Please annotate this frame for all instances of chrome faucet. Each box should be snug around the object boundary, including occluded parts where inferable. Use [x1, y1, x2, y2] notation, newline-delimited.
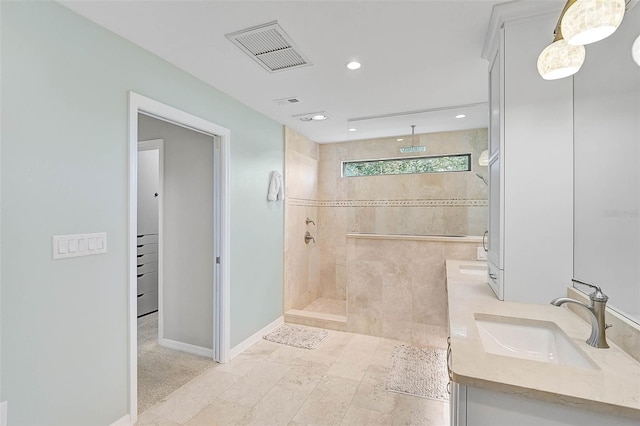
[550, 280, 611, 348]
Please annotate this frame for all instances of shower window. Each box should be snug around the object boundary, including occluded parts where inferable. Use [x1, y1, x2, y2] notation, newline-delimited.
[342, 153, 471, 177]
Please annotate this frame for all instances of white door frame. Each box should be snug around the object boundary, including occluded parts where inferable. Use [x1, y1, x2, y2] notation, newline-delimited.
[128, 92, 231, 423]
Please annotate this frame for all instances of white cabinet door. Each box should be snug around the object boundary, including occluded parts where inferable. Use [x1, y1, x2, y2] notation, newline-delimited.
[487, 29, 503, 271]
[488, 36, 502, 156]
[450, 382, 467, 426]
[465, 385, 640, 426]
[487, 153, 502, 270]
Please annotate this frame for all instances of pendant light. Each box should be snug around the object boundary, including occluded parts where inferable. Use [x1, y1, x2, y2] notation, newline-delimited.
[561, 0, 626, 46]
[537, 0, 586, 80]
[633, 35, 640, 66]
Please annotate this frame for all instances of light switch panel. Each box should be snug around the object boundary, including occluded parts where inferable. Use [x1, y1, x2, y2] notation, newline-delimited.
[52, 232, 107, 259]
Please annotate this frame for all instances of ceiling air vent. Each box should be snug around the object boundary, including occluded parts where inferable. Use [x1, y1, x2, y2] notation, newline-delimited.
[226, 21, 312, 73]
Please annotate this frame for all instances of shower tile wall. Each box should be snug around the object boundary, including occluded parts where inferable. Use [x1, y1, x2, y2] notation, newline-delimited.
[284, 127, 488, 324]
[346, 236, 479, 347]
[284, 128, 320, 311]
[317, 129, 488, 301]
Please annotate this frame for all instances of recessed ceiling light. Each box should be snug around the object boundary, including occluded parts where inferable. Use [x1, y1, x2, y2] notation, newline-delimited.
[293, 111, 330, 122]
[346, 61, 361, 70]
[455, 114, 467, 119]
[348, 128, 357, 132]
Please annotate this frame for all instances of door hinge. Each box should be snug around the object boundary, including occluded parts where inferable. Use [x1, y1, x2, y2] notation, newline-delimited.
[216, 256, 221, 264]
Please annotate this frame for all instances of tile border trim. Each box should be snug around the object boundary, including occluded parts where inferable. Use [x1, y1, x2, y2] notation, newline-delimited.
[287, 198, 488, 208]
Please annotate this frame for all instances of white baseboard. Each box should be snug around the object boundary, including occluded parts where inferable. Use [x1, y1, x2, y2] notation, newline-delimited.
[1, 401, 7, 426]
[110, 414, 130, 426]
[159, 338, 214, 358]
[229, 316, 284, 359]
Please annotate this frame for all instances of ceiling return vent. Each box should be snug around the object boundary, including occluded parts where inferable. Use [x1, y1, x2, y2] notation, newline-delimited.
[226, 21, 312, 73]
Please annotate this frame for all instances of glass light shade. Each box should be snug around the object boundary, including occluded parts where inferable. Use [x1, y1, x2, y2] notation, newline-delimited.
[537, 39, 586, 80]
[633, 35, 640, 66]
[561, 0, 626, 46]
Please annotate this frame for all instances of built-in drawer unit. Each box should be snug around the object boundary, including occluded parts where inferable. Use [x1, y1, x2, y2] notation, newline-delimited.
[137, 243, 158, 255]
[136, 262, 158, 275]
[137, 290, 158, 316]
[137, 234, 158, 245]
[137, 252, 158, 265]
[137, 271, 158, 296]
[487, 261, 504, 301]
[137, 233, 158, 317]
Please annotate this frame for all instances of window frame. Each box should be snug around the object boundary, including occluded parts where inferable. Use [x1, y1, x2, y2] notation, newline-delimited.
[341, 153, 472, 178]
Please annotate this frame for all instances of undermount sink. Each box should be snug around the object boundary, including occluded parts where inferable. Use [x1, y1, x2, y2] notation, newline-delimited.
[474, 314, 598, 370]
[459, 264, 488, 276]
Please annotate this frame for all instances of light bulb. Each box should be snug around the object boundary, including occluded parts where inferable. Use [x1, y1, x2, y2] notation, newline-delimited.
[346, 61, 361, 70]
[561, 0, 626, 46]
[537, 39, 586, 80]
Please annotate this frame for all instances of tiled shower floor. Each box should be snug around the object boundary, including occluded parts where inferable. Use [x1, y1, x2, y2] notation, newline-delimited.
[286, 298, 347, 331]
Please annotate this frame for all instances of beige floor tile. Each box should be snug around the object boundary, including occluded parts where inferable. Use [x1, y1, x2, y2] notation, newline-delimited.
[292, 376, 360, 426]
[135, 412, 181, 426]
[239, 339, 283, 358]
[215, 356, 263, 376]
[340, 405, 393, 426]
[279, 362, 328, 394]
[370, 338, 404, 368]
[141, 326, 450, 426]
[218, 370, 284, 408]
[146, 369, 239, 424]
[326, 360, 369, 381]
[185, 398, 251, 426]
[236, 384, 311, 426]
[268, 344, 307, 365]
[351, 367, 397, 414]
[391, 394, 449, 426]
[296, 350, 339, 367]
[248, 359, 293, 380]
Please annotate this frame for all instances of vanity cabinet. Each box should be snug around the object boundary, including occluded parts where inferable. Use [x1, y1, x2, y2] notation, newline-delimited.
[484, 7, 573, 304]
[451, 382, 639, 426]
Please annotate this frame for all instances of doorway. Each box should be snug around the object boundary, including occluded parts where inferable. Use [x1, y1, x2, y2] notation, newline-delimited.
[128, 92, 230, 423]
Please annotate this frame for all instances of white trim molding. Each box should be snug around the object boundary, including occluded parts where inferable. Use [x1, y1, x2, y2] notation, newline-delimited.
[159, 338, 214, 358]
[482, 1, 565, 61]
[109, 414, 131, 426]
[128, 92, 231, 425]
[228, 316, 284, 360]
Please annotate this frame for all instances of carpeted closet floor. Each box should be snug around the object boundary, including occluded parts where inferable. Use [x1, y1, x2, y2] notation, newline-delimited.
[137, 312, 215, 414]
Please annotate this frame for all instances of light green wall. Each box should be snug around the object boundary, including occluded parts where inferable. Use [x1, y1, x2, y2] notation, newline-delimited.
[0, 1, 284, 424]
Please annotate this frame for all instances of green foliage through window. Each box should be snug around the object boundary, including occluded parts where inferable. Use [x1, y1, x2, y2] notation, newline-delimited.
[342, 154, 471, 177]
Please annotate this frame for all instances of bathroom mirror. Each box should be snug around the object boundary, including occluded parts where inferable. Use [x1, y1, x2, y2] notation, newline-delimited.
[573, 5, 640, 324]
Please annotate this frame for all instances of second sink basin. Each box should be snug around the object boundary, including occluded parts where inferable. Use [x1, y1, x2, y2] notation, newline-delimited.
[474, 313, 598, 370]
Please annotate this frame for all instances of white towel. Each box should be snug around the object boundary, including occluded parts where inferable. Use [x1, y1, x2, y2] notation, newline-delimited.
[267, 171, 284, 202]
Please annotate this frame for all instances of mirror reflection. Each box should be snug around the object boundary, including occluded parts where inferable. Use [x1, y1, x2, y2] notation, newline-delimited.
[573, 4, 640, 324]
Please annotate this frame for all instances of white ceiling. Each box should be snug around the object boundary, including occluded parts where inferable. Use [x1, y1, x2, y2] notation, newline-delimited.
[61, 0, 508, 143]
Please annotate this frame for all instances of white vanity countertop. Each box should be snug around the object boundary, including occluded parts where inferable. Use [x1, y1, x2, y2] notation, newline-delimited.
[446, 259, 640, 420]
